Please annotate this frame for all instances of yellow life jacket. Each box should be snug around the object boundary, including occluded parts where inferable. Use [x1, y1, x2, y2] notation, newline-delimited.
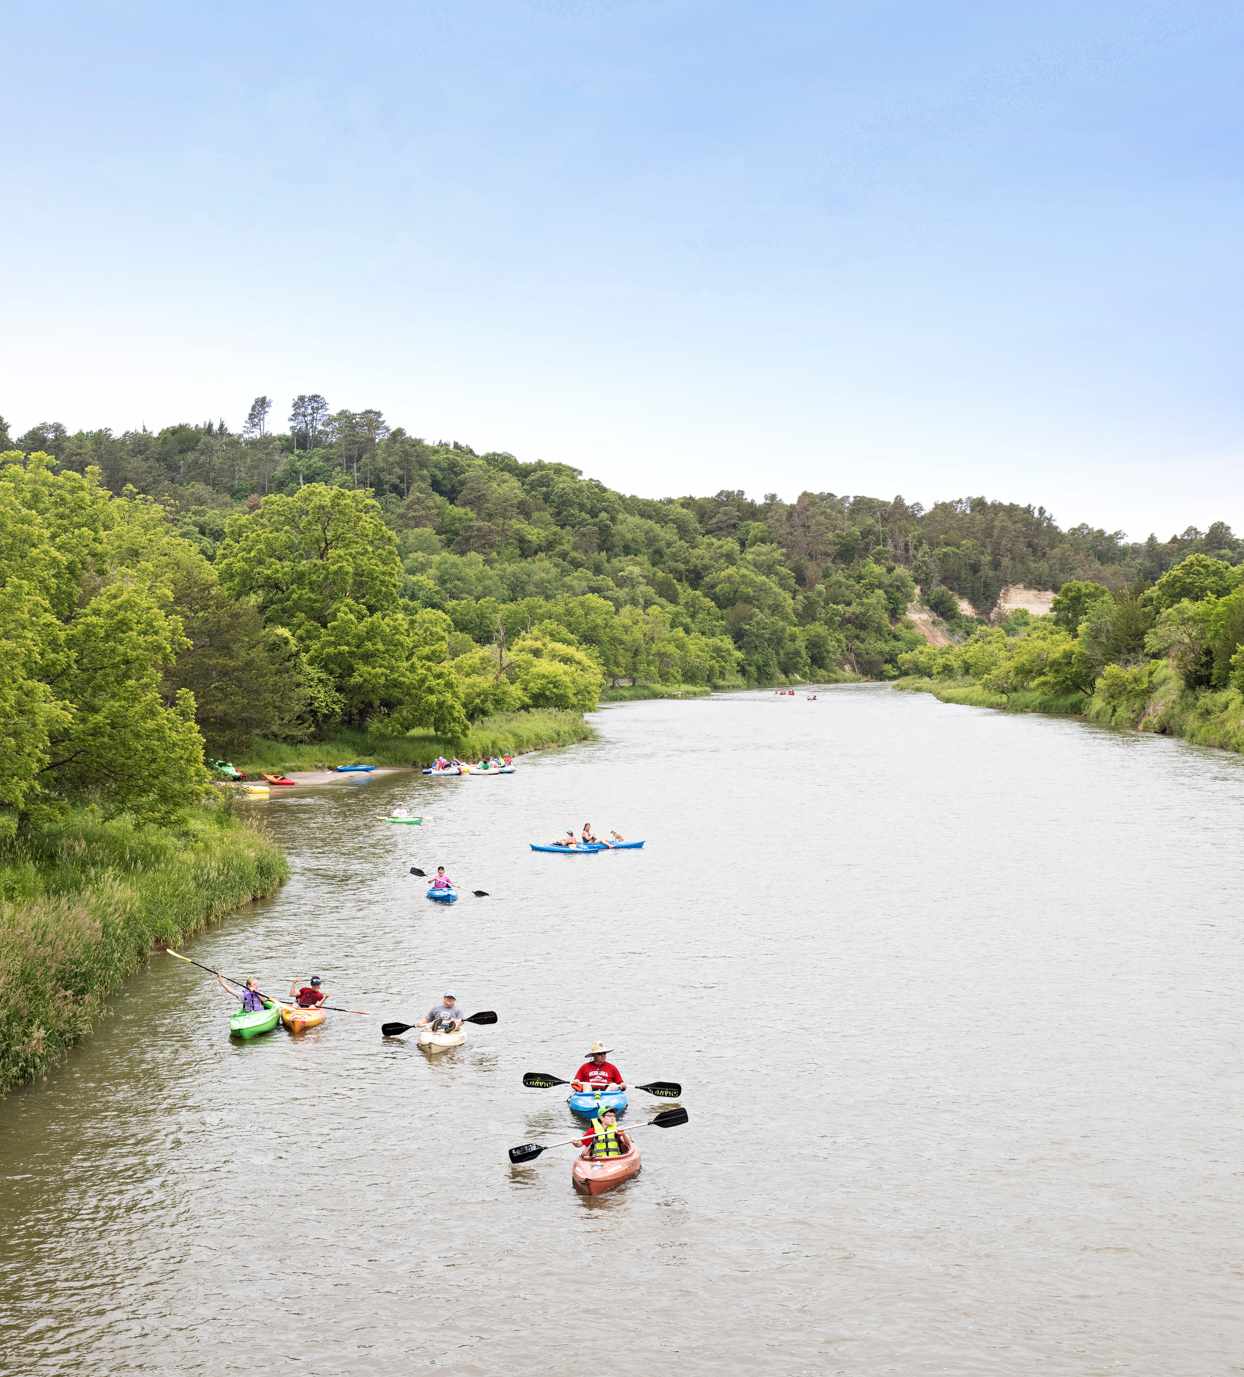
[589, 1117, 623, 1159]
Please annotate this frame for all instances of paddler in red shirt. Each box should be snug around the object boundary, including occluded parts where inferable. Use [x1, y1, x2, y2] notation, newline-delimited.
[571, 1041, 627, 1092]
[288, 975, 329, 1008]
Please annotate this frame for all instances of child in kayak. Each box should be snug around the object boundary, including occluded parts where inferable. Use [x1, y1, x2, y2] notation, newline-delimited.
[571, 1042, 627, 1092]
[218, 974, 265, 1012]
[430, 866, 453, 890]
[288, 975, 328, 1008]
[578, 1107, 628, 1159]
[550, 831, 576, 847]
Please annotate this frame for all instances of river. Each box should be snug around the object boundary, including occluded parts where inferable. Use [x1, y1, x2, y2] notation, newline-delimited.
[2, 687, 1242, 1376]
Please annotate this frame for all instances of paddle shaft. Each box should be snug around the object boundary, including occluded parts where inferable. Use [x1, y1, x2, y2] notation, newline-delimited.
[516, 1113, 682, 1160]
[164, 950, 369, 1014]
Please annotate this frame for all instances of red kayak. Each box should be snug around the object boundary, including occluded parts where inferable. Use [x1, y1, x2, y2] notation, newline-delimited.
[261, 773, 296, 787]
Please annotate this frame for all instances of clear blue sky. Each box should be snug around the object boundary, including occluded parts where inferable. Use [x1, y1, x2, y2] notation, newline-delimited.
[4, 0, 1241, 539]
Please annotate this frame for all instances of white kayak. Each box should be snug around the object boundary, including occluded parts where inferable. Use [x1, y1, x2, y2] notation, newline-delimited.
[416, 1026, 466, 1052]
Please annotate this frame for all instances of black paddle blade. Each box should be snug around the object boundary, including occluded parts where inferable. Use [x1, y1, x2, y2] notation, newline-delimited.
[637, 1080, 682, 1098]
[522, 1072, 567, 1089]
[409, 867, 426, 877]
[652, 1107, 689, 1128]
[508, 1142, 545, 1164]
[472, 890, 489, 897]
[465, 1010, 497, 1025]
[381, 1022, 415, 1038]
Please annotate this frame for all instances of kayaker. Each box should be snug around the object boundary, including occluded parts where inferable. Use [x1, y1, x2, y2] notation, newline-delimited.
[581, 822, 598, 844]
[218, 974, 265, 1013]
[417, 992, 463, 1033]
[578, 1107, 627, 1160]
[571, 1041, 626, 1092]
[550, 831, 575, 847]
[430, 866, 453, 890]
[288, 975, 328, 1008]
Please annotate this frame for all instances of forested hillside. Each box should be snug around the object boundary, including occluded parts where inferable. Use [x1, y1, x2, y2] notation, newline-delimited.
[4, 397, 1242, 793]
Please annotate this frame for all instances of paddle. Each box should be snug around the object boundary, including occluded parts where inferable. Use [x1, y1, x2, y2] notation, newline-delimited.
[508, 1107, 689, 1164]
[164, 949, 371, 1014]
[409, 867, 490, 897]
[522, 1071, 683, 1098]
[380, 1011, 498, 1038]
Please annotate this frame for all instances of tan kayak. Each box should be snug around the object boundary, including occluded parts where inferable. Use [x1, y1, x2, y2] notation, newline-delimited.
[416, 1026, 465, 1052]
[281, 1005, 326, 1034]
[571, 1136, 641, 1195]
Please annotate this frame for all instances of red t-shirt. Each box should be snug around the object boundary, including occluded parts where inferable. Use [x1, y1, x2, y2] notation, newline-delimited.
[574, 1061, 623, 1087]
[296, 987, 326, 1007]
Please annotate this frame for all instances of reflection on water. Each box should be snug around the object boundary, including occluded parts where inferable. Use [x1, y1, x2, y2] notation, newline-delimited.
[2, 687, 1243, 1376]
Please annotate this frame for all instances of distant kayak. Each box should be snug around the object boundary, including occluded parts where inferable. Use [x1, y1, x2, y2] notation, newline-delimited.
[261, 773, 296, 786]
[568, 1087, 629, 1118]
[421, 766, 462, 777]
[334, 764, 375, 773]
[384, 815, 425, 825]
[426, 886, 458, 904]
[471, 765, 515, 775]
[529, 841, 645, 853]
[229, 999, 280, 1040]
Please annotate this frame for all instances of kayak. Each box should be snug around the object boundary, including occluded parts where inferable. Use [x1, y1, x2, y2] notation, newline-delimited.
[334, 763, 375, 773]
[384, 815, 425, 825]
[567, 1087, 629, 1118]
[281, 1005, 326, 1034]
[229, 999, 280, 1040]
[426, 886, 458, 904]
[529, 841, 645, 853]
[421, 766, 462, 777]
[472, 765, 516, 775]
[416, 1026, 465, 1052]
[261, 773, 296, 786]
[572, 1138, 641, 1196]
[238, 784, 269, 799]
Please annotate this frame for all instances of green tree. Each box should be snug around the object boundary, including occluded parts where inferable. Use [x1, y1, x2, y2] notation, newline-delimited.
[1145, 553, 1237, 612]
[1051, 579, 1113, 633]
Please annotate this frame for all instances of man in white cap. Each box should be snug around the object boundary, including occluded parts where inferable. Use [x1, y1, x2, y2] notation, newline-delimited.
[571, 1041, 626, 1092]
[417, 992, 463, 1033]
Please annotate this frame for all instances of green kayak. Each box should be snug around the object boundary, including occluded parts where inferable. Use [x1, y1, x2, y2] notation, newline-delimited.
[229, 998, 280, 1040]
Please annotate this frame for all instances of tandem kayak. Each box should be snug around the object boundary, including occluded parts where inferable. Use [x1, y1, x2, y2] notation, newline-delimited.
[572, 1138, 641, 1196]
[416, 1026, 465, 1052]
[529, 841, 645, 853]
[567, 1087, 629, 1118]
[281, 1005, 326, 1034]
[426, 886, 458, 904]
[334, 763, 375, 773]
[229, 999, 280, 1040]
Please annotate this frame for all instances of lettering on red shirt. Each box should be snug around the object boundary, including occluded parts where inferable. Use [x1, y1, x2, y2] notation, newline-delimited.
[574, 1061, 622, 1087]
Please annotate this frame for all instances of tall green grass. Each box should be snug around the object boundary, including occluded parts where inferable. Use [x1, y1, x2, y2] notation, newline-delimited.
[0, 804, 287, 1094]
[236, 709, 593, 773]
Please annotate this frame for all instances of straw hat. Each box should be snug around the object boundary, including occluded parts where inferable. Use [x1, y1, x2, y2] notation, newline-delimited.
[586, 1041, 612, 1056]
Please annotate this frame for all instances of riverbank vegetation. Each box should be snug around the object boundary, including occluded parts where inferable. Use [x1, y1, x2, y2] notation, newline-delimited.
[0, 803, 286, 1093]
[897, 553, 1244, 754]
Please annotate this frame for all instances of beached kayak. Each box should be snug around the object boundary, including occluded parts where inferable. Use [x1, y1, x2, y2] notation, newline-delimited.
[426, 886, 458, 904]
[567, 1087, 629, 1118]
[384, 815, 425, 825]
[571, 1138, 641, 1196]
[261, 773, 296, 786]
[229, 999, 280, 1040]
[416, 1026, 465, 1051]
[281, 1005, 326, 1034]
[334, 763, 375, 773]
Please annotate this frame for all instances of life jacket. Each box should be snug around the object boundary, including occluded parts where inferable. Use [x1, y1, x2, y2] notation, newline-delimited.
[241, 990, 265, 1012]
[588, 1118, 623, 1159]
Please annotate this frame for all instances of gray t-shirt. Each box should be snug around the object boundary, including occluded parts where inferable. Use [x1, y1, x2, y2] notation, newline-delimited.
[426, 1003, 461, 1024]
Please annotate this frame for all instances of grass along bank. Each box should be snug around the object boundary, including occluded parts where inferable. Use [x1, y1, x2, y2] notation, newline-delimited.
[0, 804, 288, 1095]
[235, 708, 594, 775]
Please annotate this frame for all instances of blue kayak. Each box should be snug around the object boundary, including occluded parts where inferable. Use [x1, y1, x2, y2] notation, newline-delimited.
[567, 1088, 629, 1118]
[334, 763, 375, 773]
[529, 841, 645, 853]
[426, 886, 458, 904]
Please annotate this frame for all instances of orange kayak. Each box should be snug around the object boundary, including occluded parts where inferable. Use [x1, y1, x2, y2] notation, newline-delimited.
[571, 1137, 641, 1196]
[281, 1006, 326, 1034]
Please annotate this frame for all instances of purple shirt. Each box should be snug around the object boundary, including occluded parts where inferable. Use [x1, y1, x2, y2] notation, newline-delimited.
[241, 989, 264, 1012]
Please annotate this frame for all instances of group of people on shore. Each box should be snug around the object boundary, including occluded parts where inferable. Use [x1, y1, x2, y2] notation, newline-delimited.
[548, 822, 625, 847]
